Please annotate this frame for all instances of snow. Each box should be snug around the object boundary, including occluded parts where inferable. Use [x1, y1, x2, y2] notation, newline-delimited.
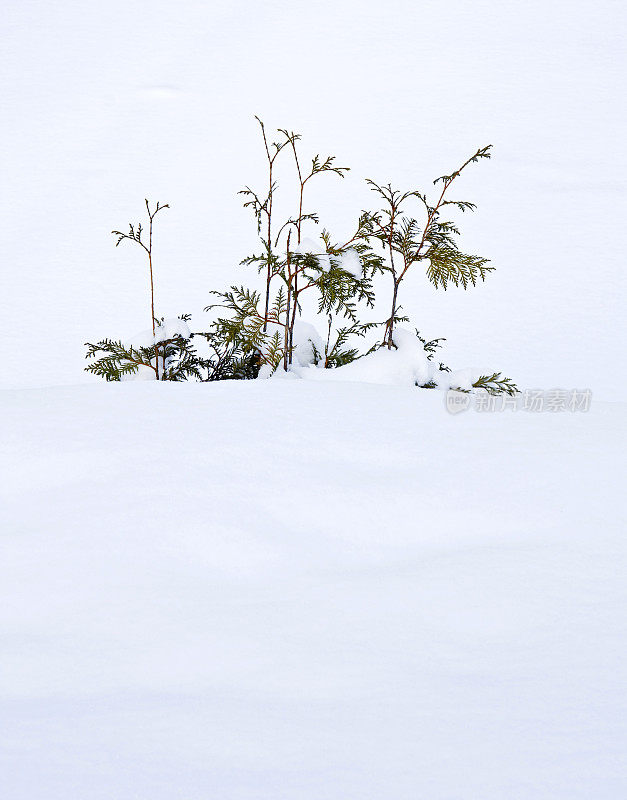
[121, 363, 156, 381]
[295, 326, 431, 387]
[292, 237, 322, 256]
[116, 317, 192, 380]
[1, 380, 625, 799]
[2, 1, 626, 796]
[262, 319, 325, 369]
[291, 243, 362, 277]
[125, 317, 191, 350]
[263, 323, 486, 390]
[336, 248, 362, 277]
[289, 319, 325, 366]
[291, 238, 332, 272]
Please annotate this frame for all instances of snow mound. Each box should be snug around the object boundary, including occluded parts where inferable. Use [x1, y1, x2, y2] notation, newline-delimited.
[293, 326, 431, 387]
[260, 323, 488, 391]
[1, 382, 625, 800]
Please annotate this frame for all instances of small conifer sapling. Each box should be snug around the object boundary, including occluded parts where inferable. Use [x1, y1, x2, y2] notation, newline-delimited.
[111, 199, 169, 378]
[365, 146, 494, 348]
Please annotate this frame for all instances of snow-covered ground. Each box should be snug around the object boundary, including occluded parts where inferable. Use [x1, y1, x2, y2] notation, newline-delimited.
[2, 380, 625, 799]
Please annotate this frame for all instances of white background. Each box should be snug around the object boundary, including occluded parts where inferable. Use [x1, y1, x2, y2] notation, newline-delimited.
[2, 0, 625, 397]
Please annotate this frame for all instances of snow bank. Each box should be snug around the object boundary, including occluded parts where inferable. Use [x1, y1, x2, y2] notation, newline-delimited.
[259, 323, 492, 392]
[1, 382, 624, 800]
[121, 364, 157, 381]
[285, 325, 480, 390]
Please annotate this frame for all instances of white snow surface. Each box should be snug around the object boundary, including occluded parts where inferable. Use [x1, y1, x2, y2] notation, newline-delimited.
[2, 380, 626, 799]
[261, 324, 483, 390]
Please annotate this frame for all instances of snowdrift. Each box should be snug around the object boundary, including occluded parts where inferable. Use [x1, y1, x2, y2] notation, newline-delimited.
[1, 381, 625, 799]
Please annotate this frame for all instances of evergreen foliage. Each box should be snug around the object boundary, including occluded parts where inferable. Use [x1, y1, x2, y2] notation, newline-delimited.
[85, 316, 202, 382]
[205, 286, 285, 372]
[191, 325, 261, 381]
[85, 316, 261, 382]
[85, 120, 517, 395]
[232, 122, 385, 371]
[363, 145, 494, 348]
[313, 318, 380, 369]
[470, 373, 518, 396]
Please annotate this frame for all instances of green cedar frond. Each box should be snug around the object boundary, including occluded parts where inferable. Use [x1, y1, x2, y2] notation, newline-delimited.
[275, 214, 320, 246]
[414, 329, 447, 361]
[322, 320, 373, 368]
[433, 145, 492, 186]
[206, 286, 286, 368]
[84, 338, 155, 381]
[472, 373, 519, 396]
[440, 199, 477, 213]
[426, 246, 494, 290]
[364, 180, 418, 210]
[308, 154, 350, 179]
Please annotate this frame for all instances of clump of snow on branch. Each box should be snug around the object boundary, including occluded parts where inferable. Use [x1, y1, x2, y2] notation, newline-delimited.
[119, 317, 193, 382]
[257, 320, 325, 379]
[291, 238, 332, 271]
[291, 240, 362, 277]
[336, 248, 362, 277]
[125, 318, 191, 350]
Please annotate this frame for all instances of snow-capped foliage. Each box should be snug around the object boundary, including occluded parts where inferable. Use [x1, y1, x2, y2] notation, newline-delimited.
[120, 363, 157, 382]
[125, 317, 192, 351]
[292, 237, 332, 271]
[85, 126, 517, 395]
[259, 319, 325, 373]
[336, 248, 362, 277]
